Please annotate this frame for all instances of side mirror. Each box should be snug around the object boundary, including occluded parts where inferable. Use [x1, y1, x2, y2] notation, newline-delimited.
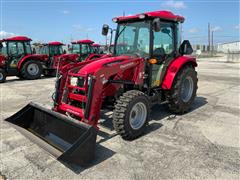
[102, 24, 109, 36]
[153, 18, 161, 32]
[179, 40, 193, 55]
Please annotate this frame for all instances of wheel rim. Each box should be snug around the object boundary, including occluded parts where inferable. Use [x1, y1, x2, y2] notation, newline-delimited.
[27, 63, 39, 76]
[0, 73, 3, 80]
[181, 76, 194, 102]
[129, 102, 147, 130]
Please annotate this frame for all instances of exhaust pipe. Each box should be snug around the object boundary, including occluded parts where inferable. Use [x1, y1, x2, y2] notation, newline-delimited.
[5, 102, 97, 166]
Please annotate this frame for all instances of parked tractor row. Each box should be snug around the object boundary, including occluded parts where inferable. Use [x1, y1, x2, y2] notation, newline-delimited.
[5, 10, 198, 167]
[0, 37, 104, 82]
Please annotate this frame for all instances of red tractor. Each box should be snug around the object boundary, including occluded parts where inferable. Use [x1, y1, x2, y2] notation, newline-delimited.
[6, 11, 198, 166]
[70, 39, 104, 61]
[38, 42, 78, 76]
[0, 36, 48, 83]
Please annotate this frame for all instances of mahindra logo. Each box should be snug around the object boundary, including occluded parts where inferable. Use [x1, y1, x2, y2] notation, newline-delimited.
[120, 62, 134, 69]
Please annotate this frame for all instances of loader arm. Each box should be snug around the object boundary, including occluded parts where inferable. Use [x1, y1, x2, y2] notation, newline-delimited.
[55, 57, 145, 127]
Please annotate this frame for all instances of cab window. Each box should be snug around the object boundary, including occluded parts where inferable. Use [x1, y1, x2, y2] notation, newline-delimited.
[153, 24, 174, 58]
[24, 41, 32, 54]
[17, 42, 24, 55]
[8, 42, 18, 56]
[0, 42, 7, 56]
[81, 44, 91, 54]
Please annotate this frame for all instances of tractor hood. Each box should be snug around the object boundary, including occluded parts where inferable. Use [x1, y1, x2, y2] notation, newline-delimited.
[58, 53, 79, 61]
[78, 55, 132, 75]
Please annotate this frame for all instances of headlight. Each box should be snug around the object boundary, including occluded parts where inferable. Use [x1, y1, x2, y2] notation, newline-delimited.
[139, 14, 146, 19]
[70, 77, 85, 87]
[70, 77, 78, 86]
[112, 18, 118, 22]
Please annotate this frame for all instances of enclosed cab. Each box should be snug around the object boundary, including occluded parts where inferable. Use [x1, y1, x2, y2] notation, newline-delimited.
[91, 43, 103, 54]
[0, 36, 47, 83]
[70, 39, 103, 61]
[38, 42, 78, 76]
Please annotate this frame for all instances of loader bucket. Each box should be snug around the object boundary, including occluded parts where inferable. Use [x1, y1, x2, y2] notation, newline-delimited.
[5, 102, 97, 166]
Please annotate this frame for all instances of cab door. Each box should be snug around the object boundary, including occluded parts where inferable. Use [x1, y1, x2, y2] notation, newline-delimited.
[151, 23, 175, 88]
[7, 41, 25, 74]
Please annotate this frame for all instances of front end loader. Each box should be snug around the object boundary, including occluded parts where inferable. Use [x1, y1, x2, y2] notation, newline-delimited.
[6, 10, 198, 166]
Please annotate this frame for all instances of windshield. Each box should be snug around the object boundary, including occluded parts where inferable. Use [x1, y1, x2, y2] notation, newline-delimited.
[71, 44, 80, 54]
[49, 45, 63, 56]
[115, 21, 150, 57]
[39, 46, 49, 54]
[81, 44, 92, 54]
[92, 47, 99, 54]
[0, 42, 7, 56]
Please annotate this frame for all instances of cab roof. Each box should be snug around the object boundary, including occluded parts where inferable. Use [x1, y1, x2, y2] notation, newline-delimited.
[72, 39, 94, 44]
[48, 41, 64, 46]
[113, 10, 184, 23]
[91, 43, 100, 47]
[2, 36, 32, 42]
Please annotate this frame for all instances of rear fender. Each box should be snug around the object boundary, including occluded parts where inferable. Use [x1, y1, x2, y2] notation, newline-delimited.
[17, 54, 48, 71]
[161, 56, 197, 90]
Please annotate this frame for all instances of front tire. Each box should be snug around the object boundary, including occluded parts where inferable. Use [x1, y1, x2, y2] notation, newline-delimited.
[113, 90, 150, 140]
[167, 65, 198, 114]
[0, 69, 6, 83]
[21, 60, 43, 80]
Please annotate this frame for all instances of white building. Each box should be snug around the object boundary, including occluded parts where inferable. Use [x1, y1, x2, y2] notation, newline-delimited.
[217, 41, 240, 53]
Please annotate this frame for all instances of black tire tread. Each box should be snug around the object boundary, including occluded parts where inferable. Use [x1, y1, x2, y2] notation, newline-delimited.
[167, 65, 198, 114]
[0, 68, 6, 83]
[113, 90, 149, 140]
[21, 60, 42, 80]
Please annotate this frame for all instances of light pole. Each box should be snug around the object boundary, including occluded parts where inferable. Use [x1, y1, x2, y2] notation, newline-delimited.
[211, 30, 214, 56]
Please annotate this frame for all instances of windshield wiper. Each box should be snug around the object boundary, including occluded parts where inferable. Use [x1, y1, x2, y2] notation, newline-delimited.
[115, 23, 128, 41]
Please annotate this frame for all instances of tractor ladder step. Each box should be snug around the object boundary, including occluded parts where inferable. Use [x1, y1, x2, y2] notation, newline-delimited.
[58, 103, 85, 118]
[68, 93, 87, 102]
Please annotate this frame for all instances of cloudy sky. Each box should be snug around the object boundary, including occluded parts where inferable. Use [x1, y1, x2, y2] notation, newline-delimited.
[0, 0, 239, 45]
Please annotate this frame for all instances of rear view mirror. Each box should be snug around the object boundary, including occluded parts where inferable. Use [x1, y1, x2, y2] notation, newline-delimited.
[102, 24, 109, 36]
[153, 18, 161, 32]
[179, 40, 193, 55]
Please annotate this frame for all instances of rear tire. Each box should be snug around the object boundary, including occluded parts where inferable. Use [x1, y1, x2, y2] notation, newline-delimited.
[21, 60, 43, 80]
[167, 65, 198, 114]
[0, 69, 6, 83]
[113, 90, 150, 140]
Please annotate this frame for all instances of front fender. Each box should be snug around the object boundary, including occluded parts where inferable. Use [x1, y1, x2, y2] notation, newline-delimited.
[161, 56, 197, 90]
[17, 54, 48, 71]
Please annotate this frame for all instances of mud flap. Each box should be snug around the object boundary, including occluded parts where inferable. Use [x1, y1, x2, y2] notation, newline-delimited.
[5, 102, 97, 166]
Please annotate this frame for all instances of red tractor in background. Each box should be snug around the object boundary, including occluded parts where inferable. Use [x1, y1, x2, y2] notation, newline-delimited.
[38, 42, 78, 76]
[70, 39, 105, 61]
[7, 11, 198, 166]
[91, 43, 104, 54]
[0, 36, 48, 83]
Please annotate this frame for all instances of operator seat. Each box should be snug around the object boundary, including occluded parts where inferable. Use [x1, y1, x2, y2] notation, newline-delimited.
[153, 47, 166, 62]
